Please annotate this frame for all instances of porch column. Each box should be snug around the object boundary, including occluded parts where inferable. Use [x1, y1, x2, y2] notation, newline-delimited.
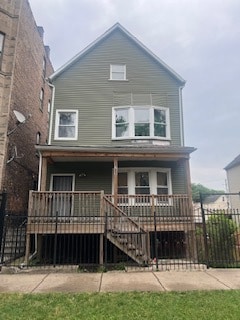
[40, 156, 48, 191]
[113, 157, 118, 206]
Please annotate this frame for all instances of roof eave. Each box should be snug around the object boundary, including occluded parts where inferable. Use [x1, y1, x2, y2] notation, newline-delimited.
[36, 144, 196, 155]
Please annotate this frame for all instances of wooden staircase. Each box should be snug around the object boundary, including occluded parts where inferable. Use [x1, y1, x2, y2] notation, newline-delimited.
[103, 196, 149, 265]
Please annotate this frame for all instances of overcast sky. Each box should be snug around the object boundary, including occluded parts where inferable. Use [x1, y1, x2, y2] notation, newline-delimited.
[29, 0, 240, 191]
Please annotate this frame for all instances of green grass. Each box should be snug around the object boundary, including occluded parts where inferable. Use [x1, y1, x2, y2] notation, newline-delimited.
[1, 291, 240, 319]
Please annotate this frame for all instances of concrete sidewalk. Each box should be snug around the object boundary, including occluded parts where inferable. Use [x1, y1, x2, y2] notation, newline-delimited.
[0, 269, 240, 293]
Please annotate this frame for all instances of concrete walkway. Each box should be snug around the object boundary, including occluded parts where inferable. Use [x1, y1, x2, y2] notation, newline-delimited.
[0, 269, 240, 293]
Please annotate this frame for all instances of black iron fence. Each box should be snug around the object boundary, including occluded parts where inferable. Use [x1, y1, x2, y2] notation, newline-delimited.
[20, 213, 199, 271]
[0, 213, 27, 266]
[196, 192, 240, 268]
[1, 192, 240, 271]
[0, 192, 7, 256]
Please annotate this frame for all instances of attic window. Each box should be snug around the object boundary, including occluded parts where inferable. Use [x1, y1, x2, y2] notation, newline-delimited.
[110, 64, 126, 80]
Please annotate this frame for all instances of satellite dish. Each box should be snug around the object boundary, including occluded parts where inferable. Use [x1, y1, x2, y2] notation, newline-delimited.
[13, 110, 26, 123]
[7, 110, 30, 136]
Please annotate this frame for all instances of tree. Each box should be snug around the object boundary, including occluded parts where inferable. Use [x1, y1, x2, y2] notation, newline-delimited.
[191, 183, 224, 203]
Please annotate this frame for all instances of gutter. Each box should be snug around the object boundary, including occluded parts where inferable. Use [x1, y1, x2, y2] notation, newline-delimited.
[45, 79, 55, 145]
[179, 86, 185, 146]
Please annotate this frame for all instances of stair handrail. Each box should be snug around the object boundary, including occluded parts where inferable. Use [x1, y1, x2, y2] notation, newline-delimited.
[102, 195, 146, 234]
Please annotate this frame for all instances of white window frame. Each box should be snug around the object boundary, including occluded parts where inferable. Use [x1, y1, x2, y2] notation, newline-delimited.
[112, 106, 170, 140]
[109, 64, 127, 81]
[54, 109, 78, 140]
[113, 167, 172, 204]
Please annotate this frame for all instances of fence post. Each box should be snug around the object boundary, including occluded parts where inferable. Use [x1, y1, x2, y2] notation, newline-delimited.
[104, 210, 108, 269]
[200, 193, 210, 268]
[0, 192, 7, 263]
[53, 211, 58, 268]
[154, 211, 159, 270]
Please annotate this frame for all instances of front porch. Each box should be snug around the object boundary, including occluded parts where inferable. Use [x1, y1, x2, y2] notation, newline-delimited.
[27, 145, 196, 266]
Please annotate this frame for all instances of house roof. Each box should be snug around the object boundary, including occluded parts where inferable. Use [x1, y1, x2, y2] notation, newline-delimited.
[224, 154, 240, 170]
[49, 23, 186, 84]
[203, 195, 223, 204]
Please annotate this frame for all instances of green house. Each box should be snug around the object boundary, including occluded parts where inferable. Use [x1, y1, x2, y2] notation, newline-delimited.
[26, 23, 196, 267]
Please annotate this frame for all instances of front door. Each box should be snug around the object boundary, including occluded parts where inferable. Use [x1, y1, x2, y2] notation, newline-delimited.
[51, 175, 74, 217]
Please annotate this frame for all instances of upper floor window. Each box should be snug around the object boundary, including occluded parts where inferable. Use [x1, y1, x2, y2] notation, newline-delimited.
[36, 131, 41, 145]
[54, 110, 78, 140]
[47, 100, 51, 122]
[0, 32, 5, 67]
[40, 88, 44, 110]
[43, 57, 46, 77]
[110, 64, 126, 80]
[112, 106, 170, 140]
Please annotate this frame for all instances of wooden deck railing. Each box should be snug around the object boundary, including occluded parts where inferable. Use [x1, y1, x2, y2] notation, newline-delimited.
[28, 191, 103, 222]
[105, 194, 192, 219]
[28, 191, 192, 222]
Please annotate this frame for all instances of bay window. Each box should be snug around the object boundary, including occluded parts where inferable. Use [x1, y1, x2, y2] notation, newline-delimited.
[113, 106, 170, 139]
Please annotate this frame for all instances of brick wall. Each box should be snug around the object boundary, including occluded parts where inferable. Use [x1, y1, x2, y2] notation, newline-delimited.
[0, 0, 54, 212]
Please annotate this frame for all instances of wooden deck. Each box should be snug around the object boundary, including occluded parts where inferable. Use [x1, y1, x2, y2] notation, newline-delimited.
[27, 191, 194, 234]
[25, 191, 196, 265]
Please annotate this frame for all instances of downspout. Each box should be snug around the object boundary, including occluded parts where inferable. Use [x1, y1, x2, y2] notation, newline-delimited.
[179, 86, 185, 146]
[28, 234, 38, 262]
[31, 80, 54, 263]
[45, 79, 55, 145]
[28, 152, 43, 263]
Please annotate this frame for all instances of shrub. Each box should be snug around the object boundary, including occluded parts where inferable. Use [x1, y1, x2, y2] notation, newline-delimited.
[206, 213, 237, 267]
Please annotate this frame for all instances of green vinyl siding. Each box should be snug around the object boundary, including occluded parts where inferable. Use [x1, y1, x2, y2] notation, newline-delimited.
[48, 162, 113, 193]
[46, 160, 187, 195]
[51, 29, 182, 147]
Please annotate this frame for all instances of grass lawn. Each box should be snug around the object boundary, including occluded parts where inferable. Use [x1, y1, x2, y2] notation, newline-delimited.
[1, 290, 240, 319]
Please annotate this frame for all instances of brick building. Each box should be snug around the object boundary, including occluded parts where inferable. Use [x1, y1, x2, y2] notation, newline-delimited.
[0, 0, 53, 213]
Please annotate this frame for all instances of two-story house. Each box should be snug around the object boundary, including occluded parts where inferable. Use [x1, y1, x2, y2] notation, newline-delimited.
[25, 23, 196, 267]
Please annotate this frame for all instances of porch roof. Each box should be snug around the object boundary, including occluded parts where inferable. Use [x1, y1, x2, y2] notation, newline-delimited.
[36, 145, 196, 162]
